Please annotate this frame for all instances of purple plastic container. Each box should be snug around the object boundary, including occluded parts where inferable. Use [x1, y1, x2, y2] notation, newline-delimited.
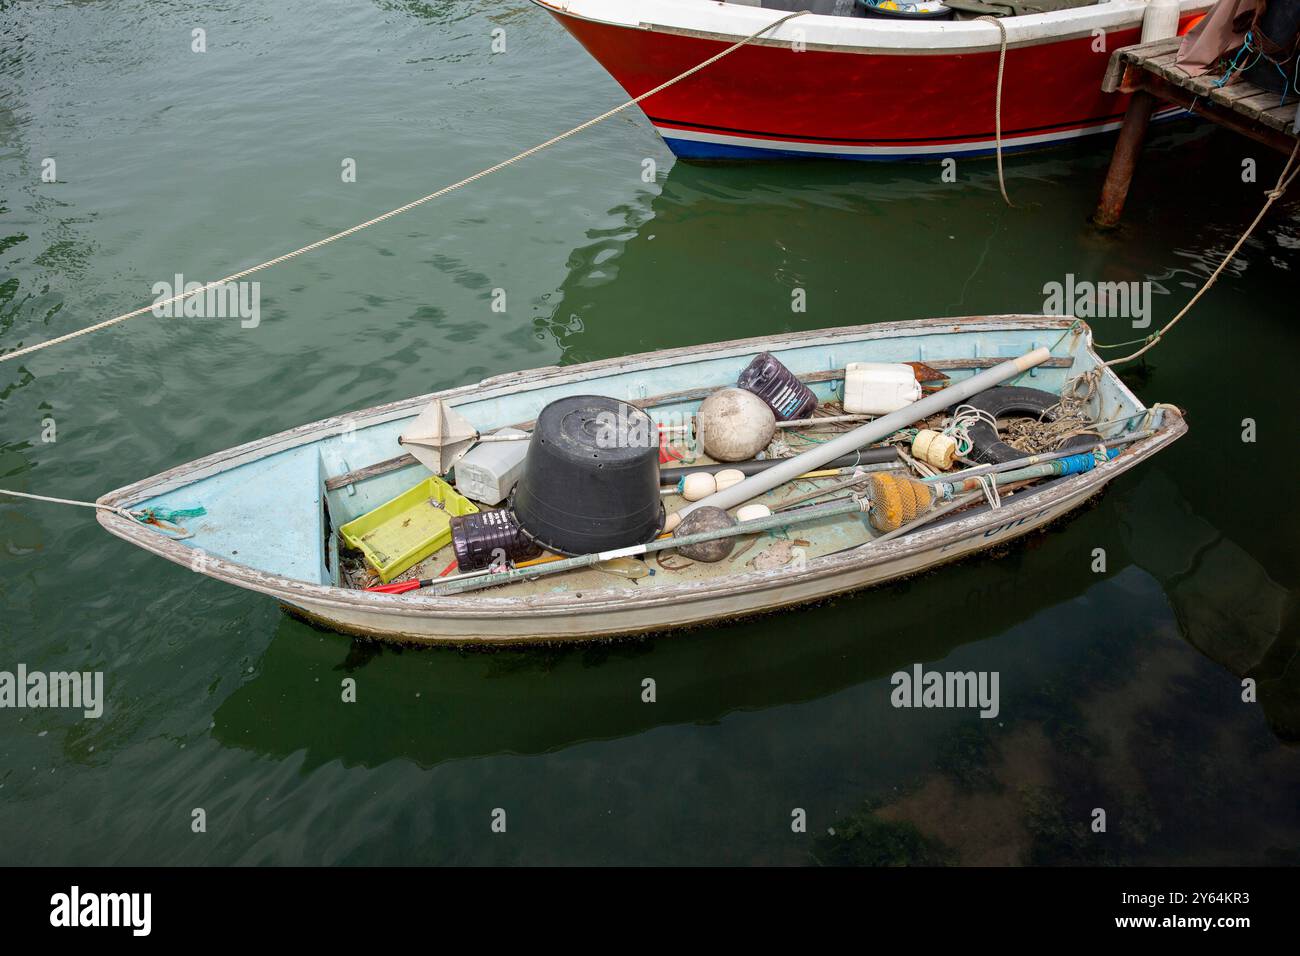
[450, 509, 542, 572]
[737, 352, 818, 421]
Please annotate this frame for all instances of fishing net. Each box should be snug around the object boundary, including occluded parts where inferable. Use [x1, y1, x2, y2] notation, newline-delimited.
[1002, 375, 1101, 455]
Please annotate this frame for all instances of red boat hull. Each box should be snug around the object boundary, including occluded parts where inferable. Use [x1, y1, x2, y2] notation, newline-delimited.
[542, 5, 1198, 160]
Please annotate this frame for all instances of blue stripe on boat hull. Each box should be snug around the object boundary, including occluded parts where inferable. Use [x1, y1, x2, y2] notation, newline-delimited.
[661, 136, 1050, 163]
[660, 109, 1189, 163]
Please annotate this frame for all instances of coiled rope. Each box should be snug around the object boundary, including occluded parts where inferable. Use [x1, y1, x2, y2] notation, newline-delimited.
[1003, 394, 1097, 455]
[0, 10, 807, 366]
[945, 403, 998, 458]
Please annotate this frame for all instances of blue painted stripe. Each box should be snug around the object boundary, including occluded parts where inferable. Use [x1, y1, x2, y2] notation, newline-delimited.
[662, 135, 1070, 163]
[663, 136, 909, 162]
[660, 110, 1190, 163]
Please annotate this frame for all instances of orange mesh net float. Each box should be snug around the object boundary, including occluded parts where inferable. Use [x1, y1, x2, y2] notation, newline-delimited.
[865, 473, 935, 533]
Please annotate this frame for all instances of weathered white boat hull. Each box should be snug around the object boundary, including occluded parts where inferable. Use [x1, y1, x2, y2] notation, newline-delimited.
[96, 315, 1186, 646]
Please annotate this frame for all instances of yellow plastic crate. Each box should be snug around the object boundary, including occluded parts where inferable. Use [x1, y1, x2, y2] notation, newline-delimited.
[339, 475, 479, 583]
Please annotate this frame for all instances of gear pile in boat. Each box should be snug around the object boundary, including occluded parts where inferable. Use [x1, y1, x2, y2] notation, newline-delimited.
[342, 347, 1111, 594]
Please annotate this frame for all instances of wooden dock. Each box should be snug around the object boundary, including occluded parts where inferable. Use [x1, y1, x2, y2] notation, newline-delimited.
[1094, 36, 1300, 226]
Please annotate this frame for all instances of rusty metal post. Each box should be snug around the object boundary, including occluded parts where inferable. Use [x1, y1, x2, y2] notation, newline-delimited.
[1094, 90, 1157, 228]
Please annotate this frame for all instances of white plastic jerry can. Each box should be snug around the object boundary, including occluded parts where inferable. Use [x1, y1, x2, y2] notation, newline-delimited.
[842, 362, 922, 415]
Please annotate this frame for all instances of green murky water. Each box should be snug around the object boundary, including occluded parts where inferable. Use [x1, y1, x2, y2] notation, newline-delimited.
[1, 0, 1297, 865]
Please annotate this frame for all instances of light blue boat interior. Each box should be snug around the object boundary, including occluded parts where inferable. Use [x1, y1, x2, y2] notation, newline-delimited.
[134, 324, 1149, 587]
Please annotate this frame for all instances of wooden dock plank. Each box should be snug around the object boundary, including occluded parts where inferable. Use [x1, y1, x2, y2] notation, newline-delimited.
[1259, 102, 1299, 132]
[1103, 37, 1295, 138]
[1185, 72, 1221, 96]
[1119, 37, 1182, 61]
[1234, 91, 1287, 113]
[1101, 55, 1126, 93]
[1104, 38, 1182, 92]
[1145, 51, 1182, 72]
[1208, 83, 1259, 109]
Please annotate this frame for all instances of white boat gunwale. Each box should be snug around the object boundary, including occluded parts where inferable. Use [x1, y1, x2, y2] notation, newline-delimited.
[95, 314, 1186, 631]
[531, 0, 1212, 55]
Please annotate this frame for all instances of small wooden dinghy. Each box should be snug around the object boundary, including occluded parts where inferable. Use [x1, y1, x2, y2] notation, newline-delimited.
[96, 316, 1186, 645]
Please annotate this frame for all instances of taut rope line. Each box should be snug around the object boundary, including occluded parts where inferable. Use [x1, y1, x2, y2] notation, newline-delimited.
[0, 487, 205, 536]
[1103, 138, 1300, 366]
[0, 10, 808, 366]
[0, 488, 133, 519]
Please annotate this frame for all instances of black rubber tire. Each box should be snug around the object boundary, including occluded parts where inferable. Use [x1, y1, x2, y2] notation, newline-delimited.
[952, 386, 1097, 465]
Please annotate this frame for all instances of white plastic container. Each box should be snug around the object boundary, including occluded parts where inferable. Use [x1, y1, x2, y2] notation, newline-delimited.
[454, 428, 529, 505]
[843, 362, 921, 415]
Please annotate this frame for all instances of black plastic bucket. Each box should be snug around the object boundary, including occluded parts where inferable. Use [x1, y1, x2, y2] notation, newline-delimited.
[450, 509, 542, 572]
[510, 395, 665, 556]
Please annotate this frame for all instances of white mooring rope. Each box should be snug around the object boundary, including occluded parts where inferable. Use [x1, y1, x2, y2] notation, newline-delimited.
[1103, 138, 1300, 366]
[977, 15, 1014, 207]
[0, 488, 132, 519]
[0, 10, 808, 366]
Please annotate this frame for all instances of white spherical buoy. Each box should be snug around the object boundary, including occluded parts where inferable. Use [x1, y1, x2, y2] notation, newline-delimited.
[713, 468, 745, 493]
[735, 504, 772, 522]
[681, 472, 717, 502]
[697, 388, 776, 462]
[664, 511, 683, 533]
